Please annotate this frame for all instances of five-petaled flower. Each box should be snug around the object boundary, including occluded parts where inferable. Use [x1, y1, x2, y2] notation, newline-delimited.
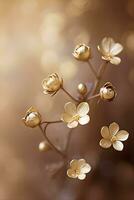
[73, 44, 91, 61]
[67, 159, 91, 180]
[42, 73, 63, 96]
[61, 102, 90, 128]
[98, 37, 123, 65]
[99, 122, 129, 151]
[22, 107, 41, 128]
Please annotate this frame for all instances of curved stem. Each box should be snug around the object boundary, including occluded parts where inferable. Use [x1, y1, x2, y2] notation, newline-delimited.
[64, 129, 73, 153]
[39, 124, 66, 159]
[87, 93, 100, 101]
[61, 87, 79, 103]
[87, 60, 98, 79]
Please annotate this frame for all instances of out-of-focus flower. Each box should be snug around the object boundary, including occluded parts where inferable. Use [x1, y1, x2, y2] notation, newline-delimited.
[61, 102, 90, 128]
[39, 141, 50, 152]
[99, 122, 129, 151]
[100, 82, 116, 101]
[22, 107, 41, 128]
[67, 159, 91, 180]
[73, 44, 91, 61]
[42, 73, 63, 96]
[77, 83, 87, 95]
[98, 37, 123, 65]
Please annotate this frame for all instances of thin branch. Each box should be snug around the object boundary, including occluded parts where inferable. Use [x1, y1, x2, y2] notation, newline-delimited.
[64, 129, 73, 153]
[61, 87, 79, 102]
[39, 124, 66, 159]
[41, 120, 62, 125]
[87, 60, 98, 79]
[87, 93, 100, 102]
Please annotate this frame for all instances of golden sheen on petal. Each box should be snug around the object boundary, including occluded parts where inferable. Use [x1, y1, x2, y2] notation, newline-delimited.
[39, 141, 50, 152]
[100, 82, 116, 101]
[73, 44, 91, 61]
[77, 83, 87, 95]
[42, 73, 63, 96]
[22, 107, 41, 128]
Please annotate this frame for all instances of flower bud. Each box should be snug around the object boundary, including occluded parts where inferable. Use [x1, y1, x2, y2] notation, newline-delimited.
[77, 83, 87, 95]
[100, 82, 116, 101]
[39, 141, 50, 152]
[73, 44, 91, 61]
[42, 73, 63, 96]
[22, 107, 41, 128]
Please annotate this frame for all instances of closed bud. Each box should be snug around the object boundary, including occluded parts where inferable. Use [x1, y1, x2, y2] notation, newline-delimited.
[22, 107, 41, 128]
[39, 141, 51, 152]
[100, 82, 116, 101]
[73, 44, 91, 61]
[77, 83, 87, 95]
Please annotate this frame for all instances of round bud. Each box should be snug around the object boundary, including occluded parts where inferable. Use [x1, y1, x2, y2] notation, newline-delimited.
[100, 82, 116, 101]
[39, 141, 50, 152]
[77, 83, 87, 95]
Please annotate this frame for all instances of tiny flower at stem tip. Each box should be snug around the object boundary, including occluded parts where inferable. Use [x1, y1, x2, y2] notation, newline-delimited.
[42, 73, 63, 96]
[39, 141, 51, 152]
[100, 82, 116, 101]
[22, 107, 41, 128]
[73, 44, 92, 61]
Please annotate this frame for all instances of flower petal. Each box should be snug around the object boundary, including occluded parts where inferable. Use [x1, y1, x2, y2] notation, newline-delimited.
[81, 163, 91, 174]
[77, 102, 89, 117]
[109, 122, 119, 136]
[113, 141, 124, 151]
[78, 115, 90, 125]
[116, 130, 129, 141]
[67, 169, 77, 178]
[110, 57, 121, 65]
[78, 159, 86, 166]
[101, 37, 114, 54]
[78, 173, 86, 180]
[110, 43, 123, 55]
[70, 159, 78, 169]
[64, 102, 77, 116]
[67, 121, 78, 128]
[101, 126, 110, 139]
[61, 113, 72, 123]
[99, 139, 112, 148]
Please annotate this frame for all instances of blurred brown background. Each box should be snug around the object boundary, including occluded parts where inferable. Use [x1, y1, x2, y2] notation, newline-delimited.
[0, 0, 134, 199]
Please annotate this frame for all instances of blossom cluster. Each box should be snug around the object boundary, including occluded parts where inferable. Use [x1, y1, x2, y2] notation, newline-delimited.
[22, 37, 129, 180]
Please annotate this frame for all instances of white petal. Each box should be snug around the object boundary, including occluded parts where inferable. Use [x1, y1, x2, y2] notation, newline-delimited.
[70, 159, 78, 168]
[101, 126, 110, 139]
[67, 121, 78, 128]
[99, 139, 112, 149]
[116, 130, 129, 141]
[109, 122, 119, 136]
[67, 169, 77, 178]
[113, 141, 124, 151]
[78, 173, 86, 180]
[110, 43, 123, 55]
[81, 163, 91, 173]
[110, 57, 121, 65]
[101, 37, 114, 54]
[78, 159, 86, 166]
[64, 102, 77, 116]
[77, 102, 89, 117]
[78, 115, 90, 125]
[61, 113, 72, 123]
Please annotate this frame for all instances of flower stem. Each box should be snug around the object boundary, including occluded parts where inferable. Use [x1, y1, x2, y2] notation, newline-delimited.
[41, 120, 62, 125]
[87, 60, 98, 79]
[87, 93, 100, 101]
[39, 124, 66, 159]
[61, 87, 79, 103]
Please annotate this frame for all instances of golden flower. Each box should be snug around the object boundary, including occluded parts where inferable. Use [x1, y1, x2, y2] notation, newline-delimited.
[22, 107, 41, 128]
[98, 37, 123, 65]
[73, 44, 91, 61]
[99, 122, 129, 151]
[39, 141, 50, 152]
[42, 73, 63, 96]
[61, 102, 90, 128]
[77, 83, 87, 95]
[100, 82, 116, 101]
[67, 159, 91, 180]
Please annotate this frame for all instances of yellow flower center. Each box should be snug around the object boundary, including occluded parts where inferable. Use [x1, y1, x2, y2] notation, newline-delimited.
[111, 135, 117, 143]
[72, 114, 80, 122]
